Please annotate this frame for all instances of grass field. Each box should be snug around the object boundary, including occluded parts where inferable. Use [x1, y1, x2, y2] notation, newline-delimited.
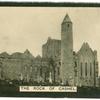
[0, 80, 100, 98]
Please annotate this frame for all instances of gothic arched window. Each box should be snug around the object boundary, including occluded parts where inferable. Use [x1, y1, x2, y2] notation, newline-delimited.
[67, 23, 70, 27]
[75, 62, 77, 68]
[90, 63, 92, 76]
[80, 62, 82, 76]
[85, 63, 87, 76]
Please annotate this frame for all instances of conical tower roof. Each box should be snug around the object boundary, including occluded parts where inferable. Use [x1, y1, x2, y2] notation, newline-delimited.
[62, 14, 72, 24]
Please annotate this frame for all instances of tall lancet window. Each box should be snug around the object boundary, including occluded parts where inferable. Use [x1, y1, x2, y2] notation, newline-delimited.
[75, 62, 77, 77]
[80, 62, 82, 76]
[90, 63, 92, 76]
[85, 63, 87, 76]
[75, 62, 77, 67]
[67, 23, 70, 27]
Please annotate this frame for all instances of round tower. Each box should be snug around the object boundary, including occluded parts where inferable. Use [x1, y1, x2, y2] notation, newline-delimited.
[61, 14, 74, 85]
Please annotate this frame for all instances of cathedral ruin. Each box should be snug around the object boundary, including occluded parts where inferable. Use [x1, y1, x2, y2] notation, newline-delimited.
[0, 14, 99, 87]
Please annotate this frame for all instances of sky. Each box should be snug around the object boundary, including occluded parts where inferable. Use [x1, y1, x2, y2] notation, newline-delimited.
[0, 7, 100, 73]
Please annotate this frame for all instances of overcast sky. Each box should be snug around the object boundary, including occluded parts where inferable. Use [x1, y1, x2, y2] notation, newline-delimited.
[0, 7, 100, 73]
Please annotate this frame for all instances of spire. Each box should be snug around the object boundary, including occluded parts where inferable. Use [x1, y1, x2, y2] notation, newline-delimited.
[62, 14, 72, 24]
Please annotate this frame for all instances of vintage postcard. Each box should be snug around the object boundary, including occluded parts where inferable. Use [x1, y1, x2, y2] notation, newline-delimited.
[0, 3, 99, 98]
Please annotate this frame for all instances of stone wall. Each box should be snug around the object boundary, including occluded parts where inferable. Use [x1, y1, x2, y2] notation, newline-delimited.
[42, 37, 61, 60]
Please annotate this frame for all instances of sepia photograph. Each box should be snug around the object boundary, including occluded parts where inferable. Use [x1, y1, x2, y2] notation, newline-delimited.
[0, 5, 100, 97]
